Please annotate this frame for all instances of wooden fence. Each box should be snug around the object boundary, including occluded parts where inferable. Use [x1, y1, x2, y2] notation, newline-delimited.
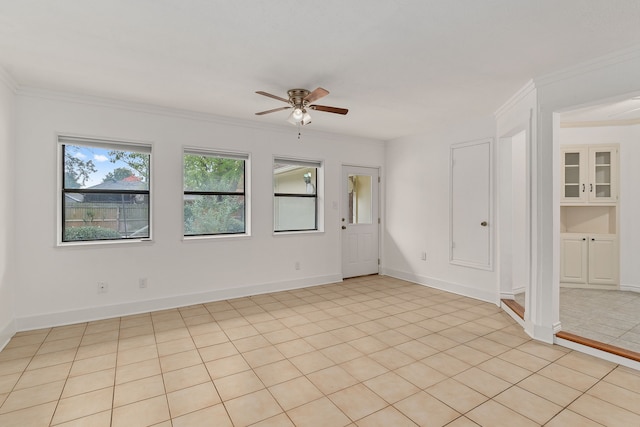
[65, 203, 148, 236]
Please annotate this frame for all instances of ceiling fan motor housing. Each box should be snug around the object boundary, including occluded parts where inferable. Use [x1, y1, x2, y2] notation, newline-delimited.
[287, 89, 310, 108]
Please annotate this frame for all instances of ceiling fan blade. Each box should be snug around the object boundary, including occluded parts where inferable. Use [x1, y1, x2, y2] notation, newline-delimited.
[309, 104, 348, 115]
[256, 91, 290, 104]
[304, 87, 329, 103]
[255, 106, 291, 115]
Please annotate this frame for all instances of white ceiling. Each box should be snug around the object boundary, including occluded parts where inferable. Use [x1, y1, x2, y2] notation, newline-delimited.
[1, 1, 640, 140]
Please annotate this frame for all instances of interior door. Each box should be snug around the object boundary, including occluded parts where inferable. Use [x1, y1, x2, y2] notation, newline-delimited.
[450, 139, 492, 269]
[341, 166, 379, 278]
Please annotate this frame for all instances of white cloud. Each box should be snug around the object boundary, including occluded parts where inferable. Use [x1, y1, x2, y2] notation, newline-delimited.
[94, 154, 109, 162]
[74, 152, 87, 159]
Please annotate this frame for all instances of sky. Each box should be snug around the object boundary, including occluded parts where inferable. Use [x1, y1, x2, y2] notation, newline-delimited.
[67, 145, 140, 188]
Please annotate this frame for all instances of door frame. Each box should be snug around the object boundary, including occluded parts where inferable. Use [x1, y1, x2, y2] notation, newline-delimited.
[340, 164, 382, 279]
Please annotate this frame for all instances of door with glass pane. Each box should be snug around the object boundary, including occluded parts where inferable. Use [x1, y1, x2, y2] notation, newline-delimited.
[341, 166, 379, 278]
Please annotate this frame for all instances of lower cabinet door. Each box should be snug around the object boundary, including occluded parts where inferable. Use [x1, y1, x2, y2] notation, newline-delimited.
[588, 235, 618, 285]
[560, 235, 588, 284]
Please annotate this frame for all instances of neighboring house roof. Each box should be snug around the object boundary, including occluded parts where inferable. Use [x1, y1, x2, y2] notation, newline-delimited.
[87, 177, 148, 191]
[64, 193, 84, 203]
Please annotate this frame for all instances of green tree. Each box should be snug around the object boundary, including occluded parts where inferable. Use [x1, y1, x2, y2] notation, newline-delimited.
[108, 151, 150, 183]
[183, 155, 243, 192]
[103, 167, 136, 182]
[183, 155, 245, 235]
[64, 147, 97, 187]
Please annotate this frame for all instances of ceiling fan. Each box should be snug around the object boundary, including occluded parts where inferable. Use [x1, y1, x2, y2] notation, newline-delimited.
[255, 87, 348, 126]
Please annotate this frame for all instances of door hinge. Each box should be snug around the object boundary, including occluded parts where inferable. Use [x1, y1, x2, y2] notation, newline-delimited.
[378, 218, 380, 224]
[377, 258, 380, 265]
[378, 176, 380, 183]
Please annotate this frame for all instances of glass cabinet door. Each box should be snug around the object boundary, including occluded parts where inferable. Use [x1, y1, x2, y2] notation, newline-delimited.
[589, 147, 616, 203]
[562, 150, 585, 202]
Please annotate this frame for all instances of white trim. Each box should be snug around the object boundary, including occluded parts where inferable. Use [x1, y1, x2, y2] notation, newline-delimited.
[555, 336, 640, 371]
[15, 274, 342, 332]
[620, 283, 640, 293]
[0, 319, 17, 352]
[18, 86, 384, 145]
[531, 323, 556, 344]
[500, 301, 525, 328]
[561, 118, 640, 128]
[382, 268, 498, 305]
[534, 45, 640, 88]
[494, 80, 536, 119]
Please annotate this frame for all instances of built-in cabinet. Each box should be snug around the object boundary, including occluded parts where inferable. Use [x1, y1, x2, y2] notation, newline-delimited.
[560, 144, 619, 289]
[561, 145, 618, 204]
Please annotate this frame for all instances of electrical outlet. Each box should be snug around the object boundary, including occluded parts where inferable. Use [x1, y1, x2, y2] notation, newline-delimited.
[139, 278, 148, 289]
[295, 261, 300, 270]
[97, 282, 108, 294]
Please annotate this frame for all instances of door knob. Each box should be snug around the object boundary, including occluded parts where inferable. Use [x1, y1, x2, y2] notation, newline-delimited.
[341, 226, 346, 230]
[480, 221, 488, 227]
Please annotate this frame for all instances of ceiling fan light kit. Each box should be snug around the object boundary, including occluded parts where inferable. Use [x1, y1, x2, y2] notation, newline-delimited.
[255, 87, 348, 130]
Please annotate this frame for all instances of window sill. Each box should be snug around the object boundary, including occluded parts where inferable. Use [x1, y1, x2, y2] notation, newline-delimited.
[182, 233, 251, 242]
[273, 230, 324, 236]
[57, 238, 153, 248]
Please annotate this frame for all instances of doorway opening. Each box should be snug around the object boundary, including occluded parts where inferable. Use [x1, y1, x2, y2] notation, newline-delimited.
[554, 95, 640, 359]
[498, 129, 531, 321]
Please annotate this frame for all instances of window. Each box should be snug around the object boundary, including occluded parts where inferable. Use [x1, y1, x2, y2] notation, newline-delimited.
[273, 158, 321, 232]
[60, 136, 151, 243]
[183, 150, 247, 236]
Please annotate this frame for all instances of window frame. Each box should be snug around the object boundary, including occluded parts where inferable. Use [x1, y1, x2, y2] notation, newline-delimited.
[182, 148, 250, 239]
[273, 157, 323, 233]
[57, 135, 153, 246]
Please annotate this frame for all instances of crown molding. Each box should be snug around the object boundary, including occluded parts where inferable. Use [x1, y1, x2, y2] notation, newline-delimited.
[16, 86, 383, 145]
[560, 117, 640, 128]
[494, 79, 536, 119]
[534, 44, 640, 88]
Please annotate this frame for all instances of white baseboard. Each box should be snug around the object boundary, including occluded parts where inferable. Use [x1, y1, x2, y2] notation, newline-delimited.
[555, 336, 640, 371]
[620, 283, 640, 293]
[0, 318, 16, 352]
[511, 286, 525, 295]
[500, 301, 524, 327]
[381, 268, 498, 305]
[15, 274, 342, 332]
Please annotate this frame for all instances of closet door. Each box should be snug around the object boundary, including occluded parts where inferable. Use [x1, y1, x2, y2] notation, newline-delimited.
[450, 139, 492, 269]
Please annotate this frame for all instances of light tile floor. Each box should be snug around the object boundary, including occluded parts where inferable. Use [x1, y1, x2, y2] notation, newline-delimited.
[515, 288, 640, 353]
[0, 275, 638, 426]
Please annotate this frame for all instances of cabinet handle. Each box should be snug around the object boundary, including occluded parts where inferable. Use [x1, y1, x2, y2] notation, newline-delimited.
[582, 238, 586, 241]
[590, 183, 593, 192]
[591, 238, 595, 241]
[582, 184, 585, 192]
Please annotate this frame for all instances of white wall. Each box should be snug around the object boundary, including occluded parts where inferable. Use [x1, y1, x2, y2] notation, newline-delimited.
[0, 74, 16, 347]
[559, 124, 640, 291]
[383, 117, 498, 303]
[13, 92, 384, 330]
